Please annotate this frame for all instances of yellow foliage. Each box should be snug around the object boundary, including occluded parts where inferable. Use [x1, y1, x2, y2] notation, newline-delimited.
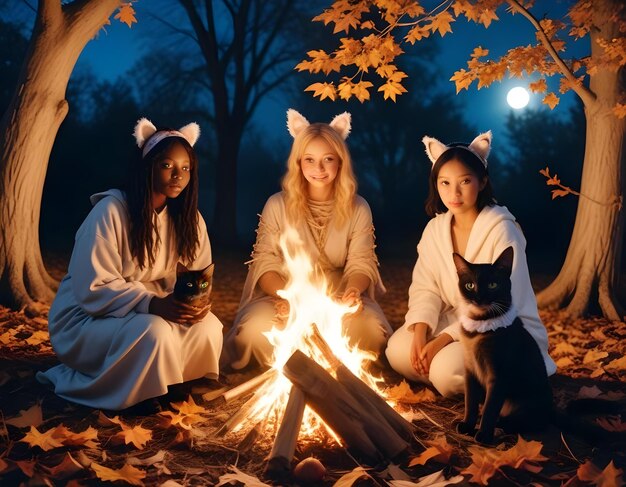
[304, 82, 337, 101]
[384, 379, 436, 403]
[20, 425, 64, 452]
[450, 69, 475, 93]
[428, 10, 455, 37]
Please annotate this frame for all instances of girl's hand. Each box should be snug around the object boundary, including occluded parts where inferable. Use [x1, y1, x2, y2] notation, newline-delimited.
[341, 286, 362, 309]
[416, 333, 454, 376]
[410, 325, 428, 376]
[149, 294, 211, 325]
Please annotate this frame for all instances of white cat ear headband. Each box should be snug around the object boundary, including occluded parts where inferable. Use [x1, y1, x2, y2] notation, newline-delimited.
[286, 108, 351, 140]
[422, 130, 492, 168]
[133, 117, 201, 158]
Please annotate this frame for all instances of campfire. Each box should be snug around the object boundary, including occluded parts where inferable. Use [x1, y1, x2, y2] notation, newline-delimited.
[208, 227, 415, 476]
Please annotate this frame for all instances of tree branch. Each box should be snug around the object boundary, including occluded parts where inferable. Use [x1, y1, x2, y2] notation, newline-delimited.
[506, 0, 596, 106]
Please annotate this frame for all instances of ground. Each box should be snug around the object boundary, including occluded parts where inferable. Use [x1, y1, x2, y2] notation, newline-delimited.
[0, 250, 625, 486]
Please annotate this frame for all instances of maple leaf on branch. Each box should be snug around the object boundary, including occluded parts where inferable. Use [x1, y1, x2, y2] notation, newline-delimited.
[114, 3, 137, 28]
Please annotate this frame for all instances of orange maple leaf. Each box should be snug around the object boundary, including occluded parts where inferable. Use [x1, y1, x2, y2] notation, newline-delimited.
[583, 349, 608, 364]
[408, 435, 454, 466]
[577, 460, 624, 487]
[498, 436, 549, 471]
[542, 92, 560, 109]
[384, 380, 436, 403]
[352, 80, 373, 102]
[552, 342, 577, 356]
[428, 11, 455, 37]
[114, 3, 137, 28]
[112, 423, 153, 450]
[613, 103, 626, 119]
[53, 425, 100, 448]
[462, 445, 501, 485]
[478, 9, 499, 28]
[450, 69, 475, 93]
[20, 425, 64, 451]
[42, 452, 84, 480]
[529, 78, 547, 93]
[405, 24, 430, 44]
[377, 80, 406, 101]
[92, 462, 146, 486]
[304, 82, 337, 101]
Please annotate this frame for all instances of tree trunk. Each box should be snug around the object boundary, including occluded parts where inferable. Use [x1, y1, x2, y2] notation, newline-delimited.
[0, 0, 122, 312]
[211, 125, 242, 246]
[536, 1, 625, 320]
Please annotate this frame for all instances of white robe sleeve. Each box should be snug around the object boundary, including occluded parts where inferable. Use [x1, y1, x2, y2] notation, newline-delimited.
[69, 200, 155, 317]
[342, 198, 385, 297]
[403, 224, 444, 334]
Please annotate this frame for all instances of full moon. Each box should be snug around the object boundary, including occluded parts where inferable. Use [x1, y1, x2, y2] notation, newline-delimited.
[506, 87, 530, 109]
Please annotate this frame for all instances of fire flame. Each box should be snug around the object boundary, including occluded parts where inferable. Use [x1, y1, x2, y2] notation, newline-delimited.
[235, 226, 385, 439]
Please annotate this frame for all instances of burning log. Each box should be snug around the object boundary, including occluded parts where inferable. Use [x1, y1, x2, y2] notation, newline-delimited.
[283, 350, 409, 462]
[265, 385, 306, 478]
[307, 324, 415, 440]
[205, 368, 277, 405]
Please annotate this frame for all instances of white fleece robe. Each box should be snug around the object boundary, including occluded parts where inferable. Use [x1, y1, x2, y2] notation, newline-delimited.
[222, 192, 392, 369]
[385, 205, 556, 396]
[37, 190, 223, 410]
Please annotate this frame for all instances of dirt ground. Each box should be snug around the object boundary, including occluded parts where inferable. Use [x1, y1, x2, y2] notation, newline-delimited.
[0, 249, 625, 486]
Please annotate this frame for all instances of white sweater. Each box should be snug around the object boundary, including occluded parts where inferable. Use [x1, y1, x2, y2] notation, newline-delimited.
[404, 205, 556, 376]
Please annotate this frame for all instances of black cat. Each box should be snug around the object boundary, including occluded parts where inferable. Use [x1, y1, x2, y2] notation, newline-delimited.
[173, 262, 214, 307]
[453, 247, 623, 445]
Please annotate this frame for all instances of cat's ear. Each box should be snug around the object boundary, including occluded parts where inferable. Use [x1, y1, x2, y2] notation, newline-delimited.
[452, 253, 471, 275]
[494, 246, 514, 273]
[202, 263, 215, 279]
[176, 262, 189, 275]
[329, 112, 351, 139]
[422, 135, 447, 165]
[468, 130, 492, 164]
[133, 117, 157, 148]
[178, 122, 201, 147]
[286, 109, 310, 138]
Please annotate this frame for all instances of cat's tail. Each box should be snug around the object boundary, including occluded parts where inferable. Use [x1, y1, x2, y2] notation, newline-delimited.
[565, 398, 625, 416]
[553, 402, 626, 445]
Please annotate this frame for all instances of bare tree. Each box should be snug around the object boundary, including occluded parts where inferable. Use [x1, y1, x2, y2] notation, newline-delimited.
[176, 0, 307, 245]
[0, 0, 125, 312]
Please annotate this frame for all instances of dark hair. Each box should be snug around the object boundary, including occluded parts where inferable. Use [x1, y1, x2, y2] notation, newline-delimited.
[425, 145, 495, 218]
[126, 133, 200, 269]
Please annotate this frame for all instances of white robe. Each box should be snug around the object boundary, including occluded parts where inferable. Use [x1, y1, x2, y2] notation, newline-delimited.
[386, 205, 556, 396]
[37, 189, 223, 410]
[223, 192, 391, 369]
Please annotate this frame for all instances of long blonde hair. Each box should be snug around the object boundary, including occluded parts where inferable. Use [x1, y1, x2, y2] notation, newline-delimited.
[281, 123, 357, 227]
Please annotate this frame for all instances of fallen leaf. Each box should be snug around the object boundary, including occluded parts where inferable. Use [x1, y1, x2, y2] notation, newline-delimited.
[606, 356, 626, 370]
[215, 465, 272, 486]
[332, 466, 371, 487]
[127, 450, 167, 466]
[408, 435, 454, 466]
[42, 452, 83, 479]
[577, 460, 624, 486]
[20, 425, 64, 451]
[384, 381, 437, 403]
[91, 462, 146, 486]
[556, 357, 575, 368]
[390, 469, 464, 486]
[5, 403, 43, 428]
[583, 349, 608, 364]
[595, 417, 626, 432]
[111, 423, 153, 450]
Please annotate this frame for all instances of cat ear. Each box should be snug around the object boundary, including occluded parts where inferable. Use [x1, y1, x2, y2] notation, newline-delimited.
[202, 263, 215, 279]
[134, 117, 157, 148]
[329, 112, 351, 139]
[452, 253, 471, 275]
[176, 262, 189, 275]
[422, 135, 448, 165]
[286, 109, 310, 138]
[468, 130, 492, 164]
[178, 122, 201, 147]
[494, 246, 514, 273]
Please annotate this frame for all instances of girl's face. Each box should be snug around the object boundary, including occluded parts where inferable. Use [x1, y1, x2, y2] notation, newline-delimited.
[436, 158, 485, 216]
[152, 141, 192, 209]
[300, 136, 340, 199]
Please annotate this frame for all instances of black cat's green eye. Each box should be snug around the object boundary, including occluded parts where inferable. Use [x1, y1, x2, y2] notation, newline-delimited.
[488, 282, 498, 289]
[465, 283, 475, 291]
[186, 282, 193, 288]
[200, 282, 208, 289]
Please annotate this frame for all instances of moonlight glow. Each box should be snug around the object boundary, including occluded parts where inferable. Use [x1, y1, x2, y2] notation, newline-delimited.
[507, 87, 530, 109]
